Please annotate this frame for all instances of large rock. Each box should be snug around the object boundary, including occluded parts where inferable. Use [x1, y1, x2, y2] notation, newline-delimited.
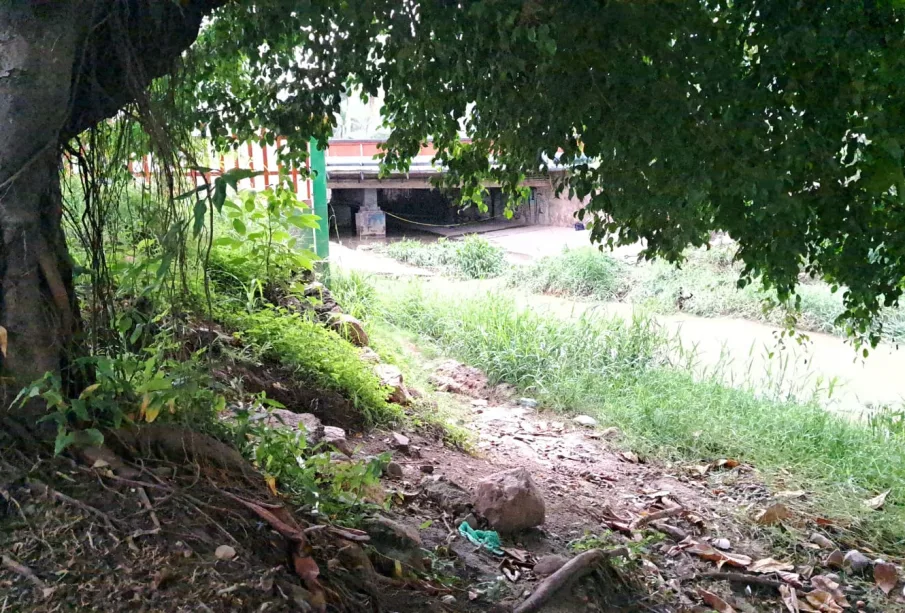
[374, 364, 413, 405]
[328, 313, 369, 347]
[264, 409, 323, 435]
[473, 468, 545, 533]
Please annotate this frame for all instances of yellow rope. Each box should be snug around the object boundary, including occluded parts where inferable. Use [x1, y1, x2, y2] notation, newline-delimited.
[382, 210, 506, 228]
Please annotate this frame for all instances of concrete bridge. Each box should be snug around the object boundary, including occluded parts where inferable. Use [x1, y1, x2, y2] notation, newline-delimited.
[324, 139, 582, 238]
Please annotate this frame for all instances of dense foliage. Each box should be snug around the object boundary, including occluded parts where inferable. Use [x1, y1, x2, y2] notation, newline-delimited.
[183, 1, 905, 344]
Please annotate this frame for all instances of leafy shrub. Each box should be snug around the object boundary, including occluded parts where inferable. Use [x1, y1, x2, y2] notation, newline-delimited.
[386, 238, 457, 269]
[509, 247, 627, 300]
[223, 306, 398, 424]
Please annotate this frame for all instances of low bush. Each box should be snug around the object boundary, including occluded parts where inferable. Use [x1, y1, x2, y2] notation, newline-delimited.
[509, 247, 627, 300]
[385, 235, 506, 279]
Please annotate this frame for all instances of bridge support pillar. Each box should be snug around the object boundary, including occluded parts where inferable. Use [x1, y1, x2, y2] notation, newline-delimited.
[355, 188, 386, 238]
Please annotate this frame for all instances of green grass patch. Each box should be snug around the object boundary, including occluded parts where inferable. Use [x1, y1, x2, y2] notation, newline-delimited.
[508, 247, 627, 300]
[384, 235, 506, 279]
[222, 306, 399, 425]
[377, 279, 905, 551]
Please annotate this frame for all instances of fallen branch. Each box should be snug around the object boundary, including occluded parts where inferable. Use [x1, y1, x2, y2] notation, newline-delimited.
[697, 571, 808, 592]
[630, 505, 684, 530]
[2, 554, 47, 592]
[513, 547, 629, 613]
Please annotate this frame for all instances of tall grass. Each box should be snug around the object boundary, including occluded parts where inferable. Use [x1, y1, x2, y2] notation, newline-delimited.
[379, 280, 905, 550]
[384, 235, 506, 279]
[516, 245, 905, 344]
[508, 247, 627, 300]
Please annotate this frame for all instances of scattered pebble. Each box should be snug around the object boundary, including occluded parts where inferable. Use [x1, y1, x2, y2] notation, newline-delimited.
[215, 545, 236, 561]
[518, 398, 538, 409]
[712, 538, 731, 550]
[843, 550, 872, 574]
[392, 432, 410, 453]
[440, 594, 456, 604]
[420, 464, 434, 474]
[572, 415, 598, 427]
[810, 532, 835, 549]
[385, 462, 404, 479]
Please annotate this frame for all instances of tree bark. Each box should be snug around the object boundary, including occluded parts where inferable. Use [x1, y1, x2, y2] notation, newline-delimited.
[0, 1, 227, 421]
[0, 2, 83, 412]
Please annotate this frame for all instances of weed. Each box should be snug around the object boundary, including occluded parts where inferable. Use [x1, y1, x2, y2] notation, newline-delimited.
[509, 247, 627, 300]
[328, 268, 380, 321]
[384, 235, 506, 279]
[222, 306, 399, 424]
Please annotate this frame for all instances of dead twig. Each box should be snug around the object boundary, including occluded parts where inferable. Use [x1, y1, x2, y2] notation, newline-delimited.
[514, 547, 629, 613]
[630, 505, 684, 530]
[1, 554, 47, 593]
[27, 481, 120, 533]
[137, 487, 161, 531]
[649, 520, 688, 542]
[697, 571, 808, 592]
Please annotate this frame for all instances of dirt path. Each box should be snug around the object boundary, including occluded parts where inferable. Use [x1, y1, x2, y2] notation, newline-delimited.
[355, 354, 898, 612]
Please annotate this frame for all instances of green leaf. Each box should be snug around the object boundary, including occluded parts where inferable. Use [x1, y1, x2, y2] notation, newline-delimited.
[288, 215, 321, 230]
[54, 429, 75, 456]
[233, 218, 247, 235]
[213, 236, 242, 247]
[83, 428, 105, 447]
[193, 199, 208, 237]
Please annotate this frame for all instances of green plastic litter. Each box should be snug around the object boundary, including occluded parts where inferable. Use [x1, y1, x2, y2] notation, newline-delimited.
[458, 522, 504, 556]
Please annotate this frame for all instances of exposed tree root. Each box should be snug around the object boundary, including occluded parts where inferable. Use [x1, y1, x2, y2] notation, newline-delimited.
[629, 505, 684, 530]
[1, 554, 48, 594]
[104, 424, 253, 482]
[513, 547, 629, 613]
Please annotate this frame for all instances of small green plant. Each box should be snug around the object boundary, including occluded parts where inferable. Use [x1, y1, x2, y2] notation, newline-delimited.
[210, 182, 321, 286]
[18, 332, 225, 455]
[228, 396, 390, 519]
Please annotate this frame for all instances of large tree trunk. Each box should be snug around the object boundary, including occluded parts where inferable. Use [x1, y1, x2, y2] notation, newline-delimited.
[0, 2, 82, 414]
[0, 1, 224, 423]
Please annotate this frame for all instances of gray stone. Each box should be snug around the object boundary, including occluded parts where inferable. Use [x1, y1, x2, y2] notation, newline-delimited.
[322, 426, 352, 456]
[392, 432, 410, 453]
[518, 398, 539, 409]
[456, 513, 478, 530]
[843, 550, 872, 574]
[215, 545, 236, 560]
[473, 467, 545, 533]
[421, 477, 472, 516]
[385, 462, 404, 479]
[440, 595, 456, 605]
[534, 554, 568, 577]
[359, 347, 381, 364]
[572, 415, 598, 427]
[265, 409, 323, 435]
[420, 464, 434, 474]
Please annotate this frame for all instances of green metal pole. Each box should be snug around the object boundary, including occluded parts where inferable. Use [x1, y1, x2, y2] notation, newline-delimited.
[310, 138, 329, 260]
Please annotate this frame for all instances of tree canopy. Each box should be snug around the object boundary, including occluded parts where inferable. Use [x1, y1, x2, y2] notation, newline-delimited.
[177, 0, 905, 345]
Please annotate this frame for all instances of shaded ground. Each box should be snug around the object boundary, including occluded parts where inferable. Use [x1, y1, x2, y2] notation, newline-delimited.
[351, 350, 904, 612]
